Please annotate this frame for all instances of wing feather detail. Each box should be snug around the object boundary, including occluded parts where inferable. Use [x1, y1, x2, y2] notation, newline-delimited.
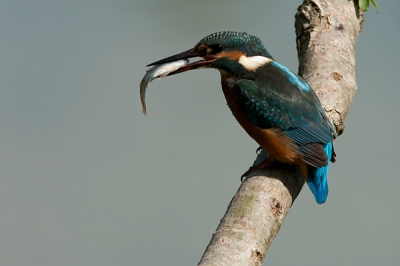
[234, 63, 336, 166]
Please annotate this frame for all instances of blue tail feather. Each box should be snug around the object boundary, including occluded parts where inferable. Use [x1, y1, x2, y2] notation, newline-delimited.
[307, 142, 333, 204]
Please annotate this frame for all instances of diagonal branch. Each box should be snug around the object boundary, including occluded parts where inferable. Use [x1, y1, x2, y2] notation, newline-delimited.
[198, 1, 363, 265]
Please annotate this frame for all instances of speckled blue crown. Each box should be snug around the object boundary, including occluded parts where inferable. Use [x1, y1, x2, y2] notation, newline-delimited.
[195, 31, 273, 58]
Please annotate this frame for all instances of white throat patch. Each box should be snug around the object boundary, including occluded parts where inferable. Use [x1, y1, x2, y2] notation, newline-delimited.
[238, 55, 272, 72]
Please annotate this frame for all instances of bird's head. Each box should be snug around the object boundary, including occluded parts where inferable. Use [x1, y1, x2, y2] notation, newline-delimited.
[147, 31, 274, 79]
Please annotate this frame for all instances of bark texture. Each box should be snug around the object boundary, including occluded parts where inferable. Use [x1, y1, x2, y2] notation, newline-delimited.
[296, 0, 363, 135]
[198, 165, 303, 266]
[198, 1, 363, 265]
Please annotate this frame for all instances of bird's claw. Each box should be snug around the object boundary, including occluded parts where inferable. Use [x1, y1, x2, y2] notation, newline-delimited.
[240, 157, 275, 182]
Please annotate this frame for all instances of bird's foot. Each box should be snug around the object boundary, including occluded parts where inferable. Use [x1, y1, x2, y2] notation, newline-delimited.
[241, 158, 275, 182]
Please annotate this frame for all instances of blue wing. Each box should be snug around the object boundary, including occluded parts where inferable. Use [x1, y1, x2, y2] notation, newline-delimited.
[235, 61, 336, 168]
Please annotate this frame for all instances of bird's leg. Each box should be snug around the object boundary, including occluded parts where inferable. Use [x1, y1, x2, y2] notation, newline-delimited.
[241, 158, 275, 181]
[256, 146, 263, 154]
[241, 147, 274, 181]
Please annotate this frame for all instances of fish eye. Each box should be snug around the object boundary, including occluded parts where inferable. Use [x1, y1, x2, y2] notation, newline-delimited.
[208, 44, 224, 54]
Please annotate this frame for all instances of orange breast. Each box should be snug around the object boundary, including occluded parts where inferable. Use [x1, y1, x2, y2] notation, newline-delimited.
[220, 75, 302, 166]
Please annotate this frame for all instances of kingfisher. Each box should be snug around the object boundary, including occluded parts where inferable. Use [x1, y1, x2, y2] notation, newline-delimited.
[145, 31, 336, 204]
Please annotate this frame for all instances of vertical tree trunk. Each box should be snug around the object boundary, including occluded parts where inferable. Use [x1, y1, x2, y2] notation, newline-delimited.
[198, 1, 363, 265]
[296, 0, 363, 135]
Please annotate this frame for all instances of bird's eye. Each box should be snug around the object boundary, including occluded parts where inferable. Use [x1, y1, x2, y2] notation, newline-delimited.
[208, 44, 224, 54]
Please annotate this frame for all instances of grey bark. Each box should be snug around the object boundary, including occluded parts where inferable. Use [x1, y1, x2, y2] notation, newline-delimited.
[198, 1, 363, 265]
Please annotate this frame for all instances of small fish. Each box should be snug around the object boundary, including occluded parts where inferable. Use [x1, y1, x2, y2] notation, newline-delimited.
[140, 59, 189, 115]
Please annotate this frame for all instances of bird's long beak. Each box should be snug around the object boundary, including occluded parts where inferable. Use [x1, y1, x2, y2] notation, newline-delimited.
[146, 49, 216, 76]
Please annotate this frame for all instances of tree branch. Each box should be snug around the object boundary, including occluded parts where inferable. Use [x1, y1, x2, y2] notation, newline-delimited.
[198, 166, 303, 266]
[296, 0, 363, 135]
[198, 1, 363, 265]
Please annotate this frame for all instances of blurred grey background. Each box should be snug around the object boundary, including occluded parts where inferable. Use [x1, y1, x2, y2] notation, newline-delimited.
[1, 1, 399, 265]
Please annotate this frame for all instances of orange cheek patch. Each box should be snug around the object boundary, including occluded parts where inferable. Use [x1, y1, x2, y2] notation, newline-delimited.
[217, 51, 245, 61]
